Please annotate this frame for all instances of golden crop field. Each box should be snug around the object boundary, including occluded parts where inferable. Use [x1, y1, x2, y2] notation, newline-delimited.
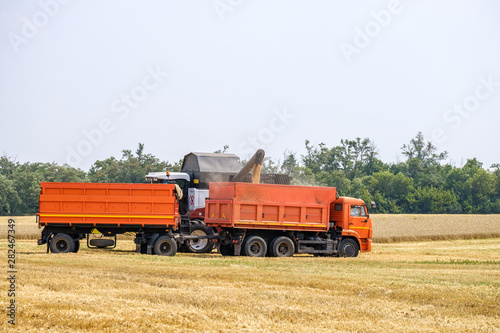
[2, 215, 500, 331]
[0, 216, 39, 240]
[372, 214, 500, 242]
[1, 238, 499, 332]
[3, 214, 500, 242]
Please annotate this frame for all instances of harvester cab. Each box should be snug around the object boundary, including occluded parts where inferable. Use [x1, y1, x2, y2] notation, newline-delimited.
[145, 171, 192, 214]
[146, 152, 242, 217]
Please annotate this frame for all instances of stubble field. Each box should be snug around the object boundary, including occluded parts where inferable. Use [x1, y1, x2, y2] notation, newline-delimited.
[1, 215, 499, 332]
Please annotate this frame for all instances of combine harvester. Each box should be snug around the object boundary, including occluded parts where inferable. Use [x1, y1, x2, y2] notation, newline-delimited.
[143, 149, 287, 253]
[37, 150, 373, 257]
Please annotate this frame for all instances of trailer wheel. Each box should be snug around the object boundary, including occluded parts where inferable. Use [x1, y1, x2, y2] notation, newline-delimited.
[338, 238, 359, 257]
[186, 222, 214, 253]
[243, 236, 267, 257]
[270, 236, 294, 257]
[154, 236, 177, 256]
[50, 233, 75, 253]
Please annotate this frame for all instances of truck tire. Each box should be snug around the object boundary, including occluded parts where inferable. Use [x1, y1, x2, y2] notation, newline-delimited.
[186, 222, 214, 254]
[154, 236, 177, 256]
[338, 238, 359, 257]
[89, 239, 115, 248]
[50, 233, 76, 253]
[243, 236, 267, 257]
[270, 236, 295, 257]
[219, 244, 234, 256]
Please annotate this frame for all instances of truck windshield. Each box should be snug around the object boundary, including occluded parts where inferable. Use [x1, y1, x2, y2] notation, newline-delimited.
[351, 205, 366, 217]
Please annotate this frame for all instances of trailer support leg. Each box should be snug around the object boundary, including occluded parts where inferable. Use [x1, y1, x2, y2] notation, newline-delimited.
[45, 232, 52, 253]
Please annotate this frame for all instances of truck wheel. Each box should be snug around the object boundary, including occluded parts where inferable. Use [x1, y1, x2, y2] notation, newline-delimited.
[270, 236, 295, 257]
[154, 236, 177, 256]
[219, 244, 234, 256]
[186, 222, 214, 253]
[243, 236, 267, 257]
[50, 233, 75, 253]
[338, 238, 359, 257]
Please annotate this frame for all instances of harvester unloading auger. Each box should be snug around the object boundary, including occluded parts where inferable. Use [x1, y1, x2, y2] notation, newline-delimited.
[231, 149, 265, 184]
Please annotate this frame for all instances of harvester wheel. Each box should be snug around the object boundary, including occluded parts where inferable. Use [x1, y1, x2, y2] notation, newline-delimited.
[270, 236, 295, 257]
[50, 233, 75, 254]
[154, 236, 177, 256]
[243, 236, 267, 257]
[338, 238, 359, 257]
[186, 222, 214, 253]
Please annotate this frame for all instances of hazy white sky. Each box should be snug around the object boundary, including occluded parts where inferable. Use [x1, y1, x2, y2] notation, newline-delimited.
[1, 0, 499, 171]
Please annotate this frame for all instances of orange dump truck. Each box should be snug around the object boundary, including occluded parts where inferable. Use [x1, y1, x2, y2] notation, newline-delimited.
[37, 181, 373, 257]
[37, 182, 183, 255]
[205, 182, 373, 257]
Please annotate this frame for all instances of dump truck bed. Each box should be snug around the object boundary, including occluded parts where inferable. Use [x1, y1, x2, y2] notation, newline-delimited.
[37, 182, 180, 228]
[205, 182, 337, 231]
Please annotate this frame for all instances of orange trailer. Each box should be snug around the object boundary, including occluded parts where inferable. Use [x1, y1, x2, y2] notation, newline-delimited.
[38, 182, 180, 227]
[37, 182, 181, 255]
[205, 182, 372, 257]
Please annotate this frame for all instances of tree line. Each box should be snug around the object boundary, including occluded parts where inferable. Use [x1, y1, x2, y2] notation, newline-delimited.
[1, 134, 499, 215]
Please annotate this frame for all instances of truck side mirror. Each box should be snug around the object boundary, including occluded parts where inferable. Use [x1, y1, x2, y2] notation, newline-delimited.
[370, 201, 376, 209]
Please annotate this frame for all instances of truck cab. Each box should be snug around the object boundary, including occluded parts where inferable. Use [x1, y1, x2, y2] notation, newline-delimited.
[330, 197, 373, 254]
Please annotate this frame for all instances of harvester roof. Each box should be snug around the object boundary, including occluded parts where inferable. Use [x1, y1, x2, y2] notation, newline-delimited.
[181, 152, 241, 173]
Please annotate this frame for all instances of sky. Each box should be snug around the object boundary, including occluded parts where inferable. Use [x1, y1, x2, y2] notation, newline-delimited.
[1, 0, 500, 171]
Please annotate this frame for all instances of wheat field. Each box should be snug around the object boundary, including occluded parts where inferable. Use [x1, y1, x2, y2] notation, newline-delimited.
[1, 215, 500, 331]
[3, 214, 500, 242]
[1, 238, 499, 332]
[372, 214, 500, 242]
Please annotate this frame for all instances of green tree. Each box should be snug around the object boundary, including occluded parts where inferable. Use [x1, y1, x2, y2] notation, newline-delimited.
[0, 174, 21, 215]
[349, 177, 372, 204]
[408, 186, 460, 213]
[445, 159, 496, 213]
[302, 138, 381, 179]
[281, 151, 298, 176]
[401, 132, 447, 167]
[366, 171, 413, 213]
[0, 155, 18, 177]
